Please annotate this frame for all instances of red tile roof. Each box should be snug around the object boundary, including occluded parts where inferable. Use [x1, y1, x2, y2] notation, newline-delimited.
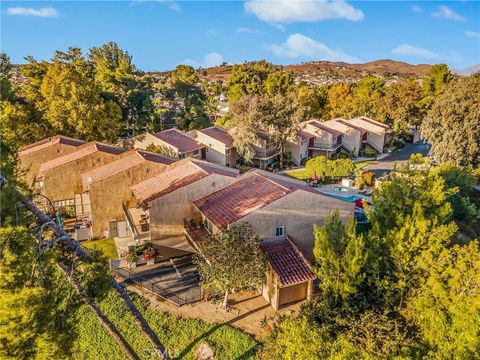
[199, 126, 235, 148]
[154, 128, 204, 154]
[261, 237, 315, 287]
[82, 150, 176, 185]
[131, 158, 238, 204]
[308, 121, 343, 137]
[193, 173, 293, 229]
[39, 142, 126, 173]
[18, 135, 86, 155]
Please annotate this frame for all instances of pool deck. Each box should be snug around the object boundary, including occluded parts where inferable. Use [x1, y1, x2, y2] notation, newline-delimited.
[314, 184, 372, 203]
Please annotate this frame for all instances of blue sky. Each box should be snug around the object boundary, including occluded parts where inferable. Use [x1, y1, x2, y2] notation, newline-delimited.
[1, 1, 479, 71]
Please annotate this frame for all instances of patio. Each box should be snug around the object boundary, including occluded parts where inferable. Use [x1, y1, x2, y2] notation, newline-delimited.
[112, 255, 202, 306]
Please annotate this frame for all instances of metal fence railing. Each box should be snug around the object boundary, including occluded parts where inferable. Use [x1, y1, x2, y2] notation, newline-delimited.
[112, 266, 202, 306]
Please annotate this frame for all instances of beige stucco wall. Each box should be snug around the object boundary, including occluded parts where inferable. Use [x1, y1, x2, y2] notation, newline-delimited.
[87, 161, 169, 238]
[195, 131, 239, 167]
[41, 152, 121, 202]
[240, 189, 355, 260]
[304, 123, 335, 149]
[287, 138, 309, 165]
[323, 121, 362, 156]
[147, 173, 238, 242]
[19, 144, 80, 188]
[279, 282, 308, 307]
[348, 119, 386, 153]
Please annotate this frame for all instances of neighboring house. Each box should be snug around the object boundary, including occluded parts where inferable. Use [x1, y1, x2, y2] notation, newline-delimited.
[252, 130, 279, 169]
[37, 142, 127, 212]
[303, 121, 343, 159]
[322, 118, 362, 156]
[344, 116, 392, 153]
[18, 135, 86, 187]
[127, 158, 239, 259]
[287, 131, 314, 165]
[81, 150, 177, 239]
[187, 126, 239, 168]
[124, 129, 205, 160]
[187, 170, 354, 308]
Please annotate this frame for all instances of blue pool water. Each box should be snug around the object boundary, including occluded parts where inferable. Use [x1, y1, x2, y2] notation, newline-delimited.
[320, 193, 364, 202]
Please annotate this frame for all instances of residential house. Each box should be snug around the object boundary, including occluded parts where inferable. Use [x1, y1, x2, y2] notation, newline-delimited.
[37, 142, 127, 213]
[303, 121, 343, 159]
[322, 118, 362, 156]
[18, 135, 86, 187]
[187, 126, 239, 168]
[81, 150, 177, 239]
[126, 158, 239, 259]
[124, 128, 205, 159]
[286, 131, 314, 165]
[252, 130, 279, 169]
[344, 116, 392, 153]
[187, 170, 354, 308]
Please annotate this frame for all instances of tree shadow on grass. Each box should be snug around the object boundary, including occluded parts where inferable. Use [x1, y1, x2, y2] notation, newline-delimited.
[174, 303, 270, 359]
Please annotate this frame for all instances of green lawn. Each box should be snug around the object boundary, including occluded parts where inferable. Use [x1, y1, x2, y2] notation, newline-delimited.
[72, 290, 260, 359]
[82, 238, 118, 259]
[354, 160, 375, 169]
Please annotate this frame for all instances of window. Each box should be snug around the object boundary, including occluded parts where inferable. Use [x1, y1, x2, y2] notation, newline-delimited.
[193, 149, 200, 156]
[275, 226, 285, 238]
[179, 153, 185, 159]
[225, 163, 230, 168]
[225, 148, 231, 155]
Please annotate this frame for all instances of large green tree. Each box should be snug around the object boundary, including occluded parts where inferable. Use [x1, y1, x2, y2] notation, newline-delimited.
[421, 74, 480, 166]
[193, 221, 266, 309]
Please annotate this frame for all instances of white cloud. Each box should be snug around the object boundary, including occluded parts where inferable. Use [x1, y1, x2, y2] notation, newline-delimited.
[133, 0, 181, 12]
[432, 5, 466, 21]
[6, 7, 58, 17]
[411, 5, 423, 14]
[244, 0, 364, 24]
[267, 33, 361, 63]
[392, 44, 463, 63]
[465, 30, 480, 39]
[180, 53, 226, 68]
[236, 27, 260, 33]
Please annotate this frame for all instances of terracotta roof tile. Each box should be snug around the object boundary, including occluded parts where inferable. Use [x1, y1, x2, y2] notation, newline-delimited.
[154, 128, 204, 154]
[261, 237, 315, 287]
[199, 126, 235, 148]
[130, 158, 238, 204]
[193, 173, 293, 229]
[39, 142, 126, 173]
[18, 135, 86, 155]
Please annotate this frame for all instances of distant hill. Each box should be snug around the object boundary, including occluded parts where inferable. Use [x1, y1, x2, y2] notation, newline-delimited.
[201, 59, 433, 82]
[453, 64, 480, 76]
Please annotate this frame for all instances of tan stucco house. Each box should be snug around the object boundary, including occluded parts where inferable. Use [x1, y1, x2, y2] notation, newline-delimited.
[127, 158, 239, 259]
[303, 121, 343, 159]
[187, 126, 239, 168]
[187, 170, 354, 308]
[18, 135, 86, 188]
[344, 116, 392, 153]
[252, 130, 280, 169]
[80, 150, 177, 239]
[37, 142, 127, 211]
[125, 129, 205, 160]
[322, 118, 363, 156]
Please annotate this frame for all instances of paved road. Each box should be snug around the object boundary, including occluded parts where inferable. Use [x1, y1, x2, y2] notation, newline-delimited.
[362, 143, 431, 177]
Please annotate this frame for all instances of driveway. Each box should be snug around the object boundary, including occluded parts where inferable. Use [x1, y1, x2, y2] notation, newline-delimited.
[362, 143, 431, 177]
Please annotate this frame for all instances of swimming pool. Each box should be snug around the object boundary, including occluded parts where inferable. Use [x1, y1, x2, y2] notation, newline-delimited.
[320, 192, 364, 202]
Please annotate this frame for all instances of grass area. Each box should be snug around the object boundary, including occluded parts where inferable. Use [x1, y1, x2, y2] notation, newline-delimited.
[72, 289, 260, 359]
[354, 160, 375, 169]
[82, 238, 118, 259]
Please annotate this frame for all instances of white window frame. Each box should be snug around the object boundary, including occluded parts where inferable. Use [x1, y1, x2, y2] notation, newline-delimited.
[275, 226, 285, 238]
[225, 148, 231, 155]
[193, 149, 200, 156]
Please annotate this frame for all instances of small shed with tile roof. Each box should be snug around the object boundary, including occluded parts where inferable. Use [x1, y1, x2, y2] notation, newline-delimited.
[261, 237, 316, 309]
